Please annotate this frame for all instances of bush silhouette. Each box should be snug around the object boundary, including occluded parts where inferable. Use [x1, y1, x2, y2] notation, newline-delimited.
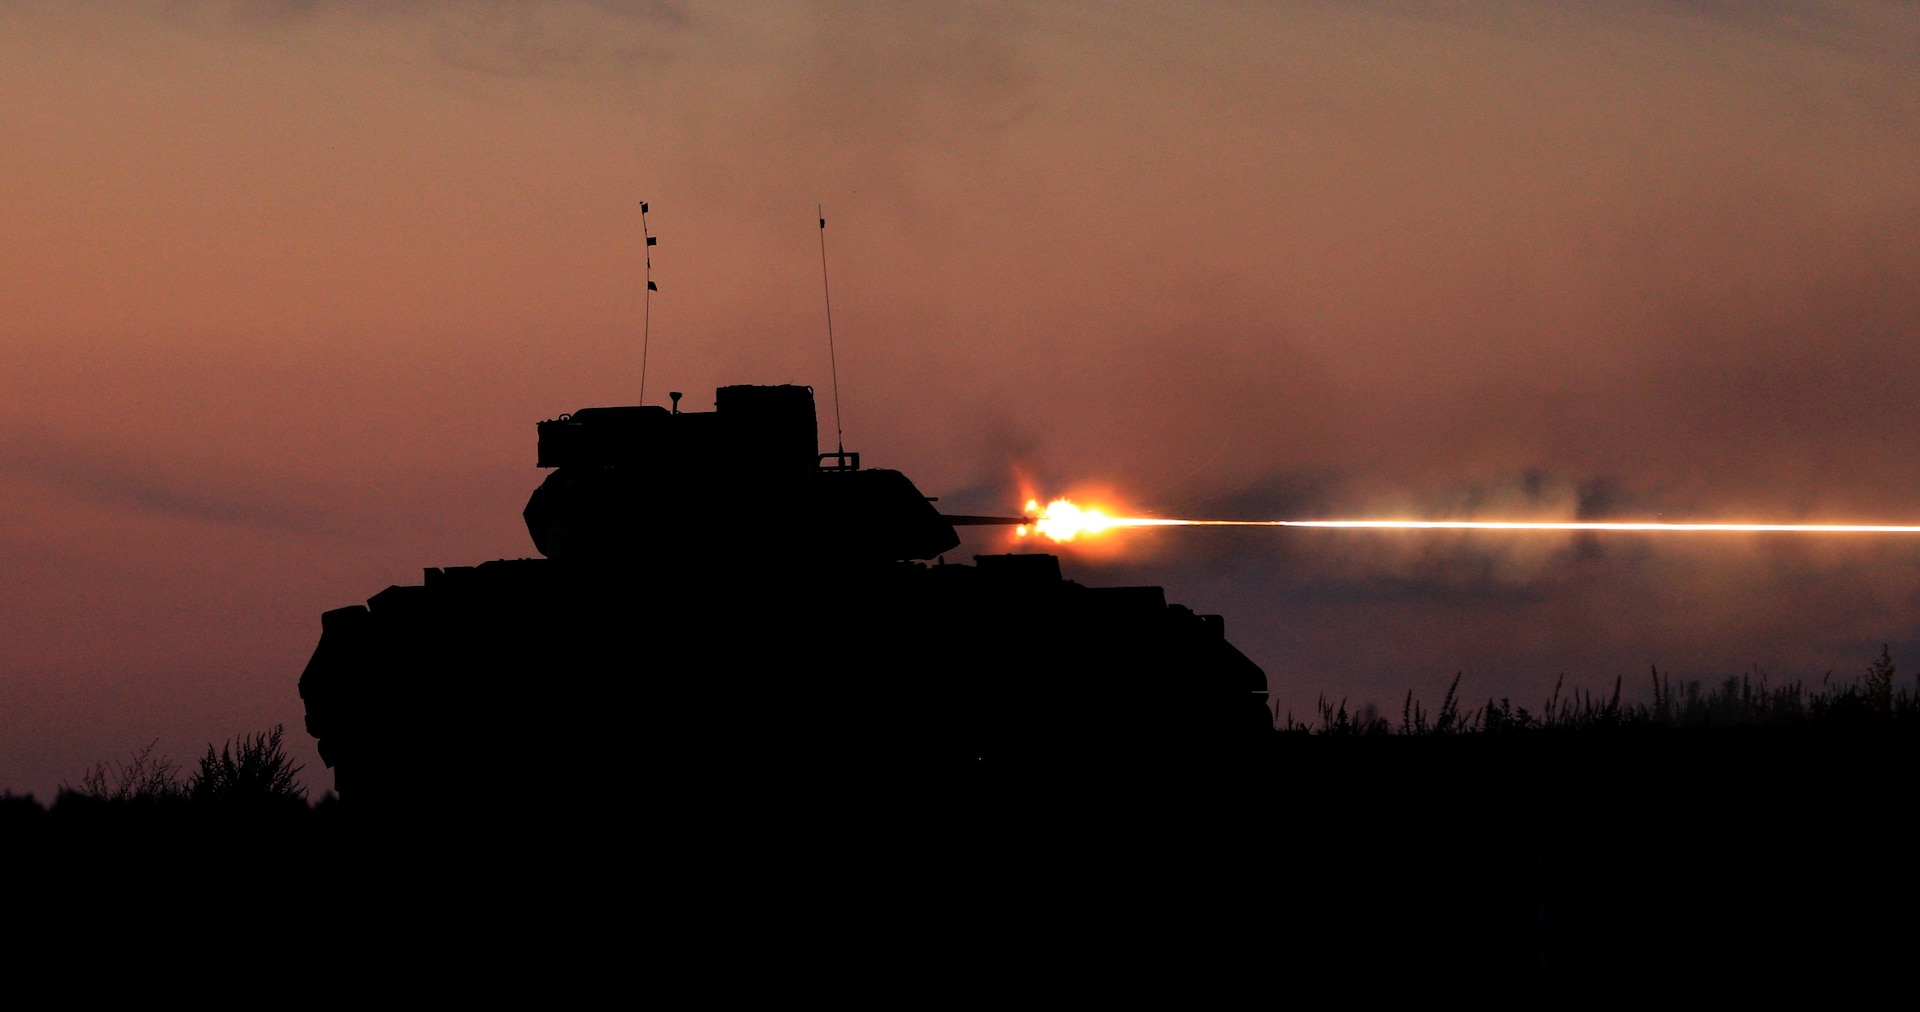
[63, 740, 185, 804]
[189, 725, 306, 807]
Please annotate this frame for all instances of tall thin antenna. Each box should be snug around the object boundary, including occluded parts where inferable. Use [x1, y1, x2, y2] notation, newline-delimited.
[817, 204, 844, 454]
[639, 200, 658, 404]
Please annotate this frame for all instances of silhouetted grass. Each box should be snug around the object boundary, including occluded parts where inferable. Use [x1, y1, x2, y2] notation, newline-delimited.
[34, 723, 313, 819]
[1280, 645, 1919, 736]
[66, 738, 186, 804]
[189, 724, 307, 808]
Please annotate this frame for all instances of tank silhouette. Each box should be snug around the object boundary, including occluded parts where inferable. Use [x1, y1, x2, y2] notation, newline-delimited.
[299, 385, 1271, 807]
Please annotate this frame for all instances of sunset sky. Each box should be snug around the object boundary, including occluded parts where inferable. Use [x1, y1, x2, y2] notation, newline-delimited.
[5, 1, 1920, 798]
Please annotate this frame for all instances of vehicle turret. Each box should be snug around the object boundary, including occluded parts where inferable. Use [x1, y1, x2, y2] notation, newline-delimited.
[522, 384, 960, 564]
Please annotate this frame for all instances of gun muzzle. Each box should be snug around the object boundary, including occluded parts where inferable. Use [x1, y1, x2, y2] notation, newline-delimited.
[940, 514, 1035, 527]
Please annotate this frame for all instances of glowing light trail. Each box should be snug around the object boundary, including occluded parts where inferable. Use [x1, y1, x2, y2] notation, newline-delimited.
[1210, 521, 1920, 533]
[1014, 499, 1920, 544]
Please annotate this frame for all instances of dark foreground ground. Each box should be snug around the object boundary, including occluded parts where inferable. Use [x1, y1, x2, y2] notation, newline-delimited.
[5, 722, 1914, 997]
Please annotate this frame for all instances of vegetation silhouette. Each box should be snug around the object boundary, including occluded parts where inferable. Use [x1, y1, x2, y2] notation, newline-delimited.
[6, 725, 334, 976]
[1281, 647, 1920, 737]
[1245, 647, 1920, 987]
[67, 739, 185, 804]
[54, 724, 308, 809]
[188, 725, 307, 808]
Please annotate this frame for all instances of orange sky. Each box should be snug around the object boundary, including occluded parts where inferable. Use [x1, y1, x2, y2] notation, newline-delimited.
[5, 2, 1920, 797]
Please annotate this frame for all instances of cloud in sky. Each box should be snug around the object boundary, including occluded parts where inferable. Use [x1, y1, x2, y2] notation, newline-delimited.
[0, 424, 339, 536]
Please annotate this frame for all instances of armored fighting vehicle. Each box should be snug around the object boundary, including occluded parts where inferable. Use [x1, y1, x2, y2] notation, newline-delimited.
[298, 385, 1271, 808]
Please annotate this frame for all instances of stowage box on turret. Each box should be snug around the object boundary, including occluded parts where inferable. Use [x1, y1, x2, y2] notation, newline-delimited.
[298, 386, 1270, 808]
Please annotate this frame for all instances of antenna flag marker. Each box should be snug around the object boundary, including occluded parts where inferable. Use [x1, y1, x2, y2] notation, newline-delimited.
[640, 198, 657, 403]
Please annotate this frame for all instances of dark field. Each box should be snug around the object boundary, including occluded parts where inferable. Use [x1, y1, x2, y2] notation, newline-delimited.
[6, 664, 1915, 994]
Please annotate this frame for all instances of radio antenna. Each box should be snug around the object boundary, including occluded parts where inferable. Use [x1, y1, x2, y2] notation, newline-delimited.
[639, 200, 659, 404]
[817, 204, 845, 455]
